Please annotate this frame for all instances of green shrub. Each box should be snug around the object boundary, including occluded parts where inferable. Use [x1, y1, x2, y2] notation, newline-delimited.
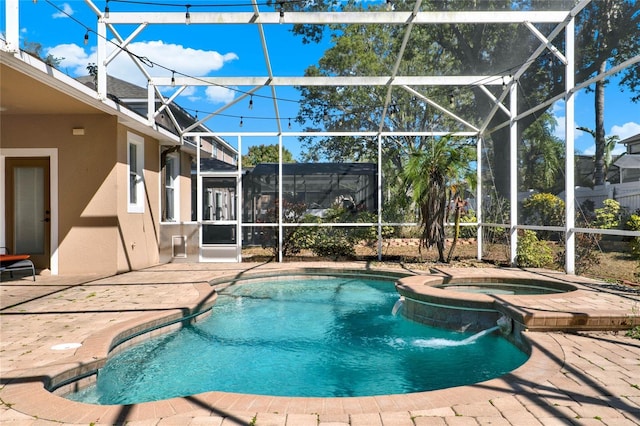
[594, 199, 625, 229]
[627, 214, 640, 260]
[516, 230, 554, 268]
[259, 200, 311, 257]
[458, 210, 478, 239]
[521, 193, 565, 238]
[284, 208, 392, 259]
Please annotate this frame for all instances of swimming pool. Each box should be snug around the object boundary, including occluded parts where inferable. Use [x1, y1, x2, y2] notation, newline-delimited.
[66, 276, 528, 404]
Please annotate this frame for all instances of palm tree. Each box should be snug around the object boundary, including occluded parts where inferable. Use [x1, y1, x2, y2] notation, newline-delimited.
[404, 136, 476, 263]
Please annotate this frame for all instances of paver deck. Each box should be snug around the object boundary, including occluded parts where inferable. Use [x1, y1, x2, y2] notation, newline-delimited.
[1, 262, 639, 425]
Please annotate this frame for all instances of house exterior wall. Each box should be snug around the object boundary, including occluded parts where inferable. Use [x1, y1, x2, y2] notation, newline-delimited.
[115, 125, 161, 273]
[1, 114, 161, 275]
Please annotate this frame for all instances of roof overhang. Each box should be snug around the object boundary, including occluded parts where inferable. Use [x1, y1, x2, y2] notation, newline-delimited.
[613, 154, 640, 169]
[620, 133, 640, 146]
[0, 48, 180, 145]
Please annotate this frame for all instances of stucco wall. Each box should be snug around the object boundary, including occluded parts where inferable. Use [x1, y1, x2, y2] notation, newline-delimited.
[115, 125, 160, 273]
[1, 114, 161, 275]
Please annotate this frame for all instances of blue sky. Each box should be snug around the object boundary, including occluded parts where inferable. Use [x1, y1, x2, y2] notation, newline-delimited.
[4, 0, 639, 159]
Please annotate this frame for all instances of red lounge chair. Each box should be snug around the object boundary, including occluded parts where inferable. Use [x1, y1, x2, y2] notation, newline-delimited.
[0, 249, 36, 281]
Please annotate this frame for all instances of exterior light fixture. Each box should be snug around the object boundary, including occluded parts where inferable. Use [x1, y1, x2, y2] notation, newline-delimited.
[249, 95, 253, 109]
[288, 118, 292, 129]
[171, 71, 176, 87]
[104, 0, 110, 18]
[240, 116, 244, 127]
[84, 31, 89, 45]
[185, 5, 191, 25]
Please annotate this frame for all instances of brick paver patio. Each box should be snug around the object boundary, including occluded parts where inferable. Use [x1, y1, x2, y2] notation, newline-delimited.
[1, 262, 639, 425]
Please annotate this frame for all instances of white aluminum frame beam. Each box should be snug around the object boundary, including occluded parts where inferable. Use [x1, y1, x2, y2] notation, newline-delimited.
[565, 17, 576, 275]
[103, 11, 570, 25]
[379, 0, 423, 133]
[478, 0, 592, 134]
[152, 75, 510, 87]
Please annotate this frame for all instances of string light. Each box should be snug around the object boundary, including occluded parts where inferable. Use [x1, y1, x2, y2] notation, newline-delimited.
[388, 104, 398, 118]
[449, 92, 454, 106]
[171, 71, 175, 86]
[386, 0, 393, 11]
[84, 30, 89, 45]
[40, 0, 536, 130]
[185, 4, 191, 24]
[278, 2, 285, 24]
[248, 95, 253, 109]
[288, 118, 292, 129]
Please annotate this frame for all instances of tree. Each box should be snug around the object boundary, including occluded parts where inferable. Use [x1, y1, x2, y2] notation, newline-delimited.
[403, 136, 476, 263]
[242, 144, 295, 168]
[576, 0, 640, 185]
[22, 40, 62, 68]
[519, 113, 565, 193]
[294, 0, 568, 201]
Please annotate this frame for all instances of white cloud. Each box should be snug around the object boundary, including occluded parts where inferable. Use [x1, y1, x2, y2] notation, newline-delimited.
[109, 40, 238, 87]
[52, 3, 74, 19]
[46, 43, 93, 74]
[205, 85, 237, 104]
[45, 40, 239, 104]
[579, 122, 639, 156]
[611, 122, 640, 141]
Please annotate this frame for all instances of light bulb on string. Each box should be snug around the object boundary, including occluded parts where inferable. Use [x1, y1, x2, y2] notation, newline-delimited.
[84, 31, 89, 45]
[278, 2, 285, 24]
[240, 117, 244, 127]
[171, 71, 176, 87]
[185, 5, 191, 25]
[249, 96, 253, 110]
[104, 0, 110, 18]
[288, 118, 292, 129]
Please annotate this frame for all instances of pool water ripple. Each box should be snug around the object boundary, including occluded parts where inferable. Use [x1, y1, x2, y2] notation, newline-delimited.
[67, 277, 528, 404]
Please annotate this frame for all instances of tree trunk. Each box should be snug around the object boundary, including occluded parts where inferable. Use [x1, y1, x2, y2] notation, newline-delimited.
[593, 60, 607, 186]
[446, 197, 463, 263]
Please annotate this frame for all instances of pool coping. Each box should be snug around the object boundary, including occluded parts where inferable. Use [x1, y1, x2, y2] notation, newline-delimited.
[1, 265, 638, 424]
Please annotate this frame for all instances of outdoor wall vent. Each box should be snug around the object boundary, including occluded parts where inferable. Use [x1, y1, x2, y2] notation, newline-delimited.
[172, 235, 187, 258]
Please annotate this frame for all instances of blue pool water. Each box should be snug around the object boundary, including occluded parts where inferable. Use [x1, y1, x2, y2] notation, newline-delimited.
[67, 277, 528, 404]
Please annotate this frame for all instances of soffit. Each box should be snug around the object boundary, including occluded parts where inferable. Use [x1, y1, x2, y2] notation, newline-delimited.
[0, 62, 100, 115]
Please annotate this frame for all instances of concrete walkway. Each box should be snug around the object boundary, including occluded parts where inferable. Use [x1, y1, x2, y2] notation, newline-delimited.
[1, 262, 639, 425]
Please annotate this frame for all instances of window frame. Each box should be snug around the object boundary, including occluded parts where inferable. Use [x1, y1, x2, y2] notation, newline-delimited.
[163, 152, 180, 222]
[127, 132, 145, 213]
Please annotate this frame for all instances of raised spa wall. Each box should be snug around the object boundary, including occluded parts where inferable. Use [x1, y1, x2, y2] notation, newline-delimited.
[394, 274, 580, 351]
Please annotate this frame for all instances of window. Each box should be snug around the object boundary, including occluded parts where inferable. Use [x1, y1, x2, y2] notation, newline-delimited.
[127, 132, 145, 213]
[163, 153, 179, 221]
